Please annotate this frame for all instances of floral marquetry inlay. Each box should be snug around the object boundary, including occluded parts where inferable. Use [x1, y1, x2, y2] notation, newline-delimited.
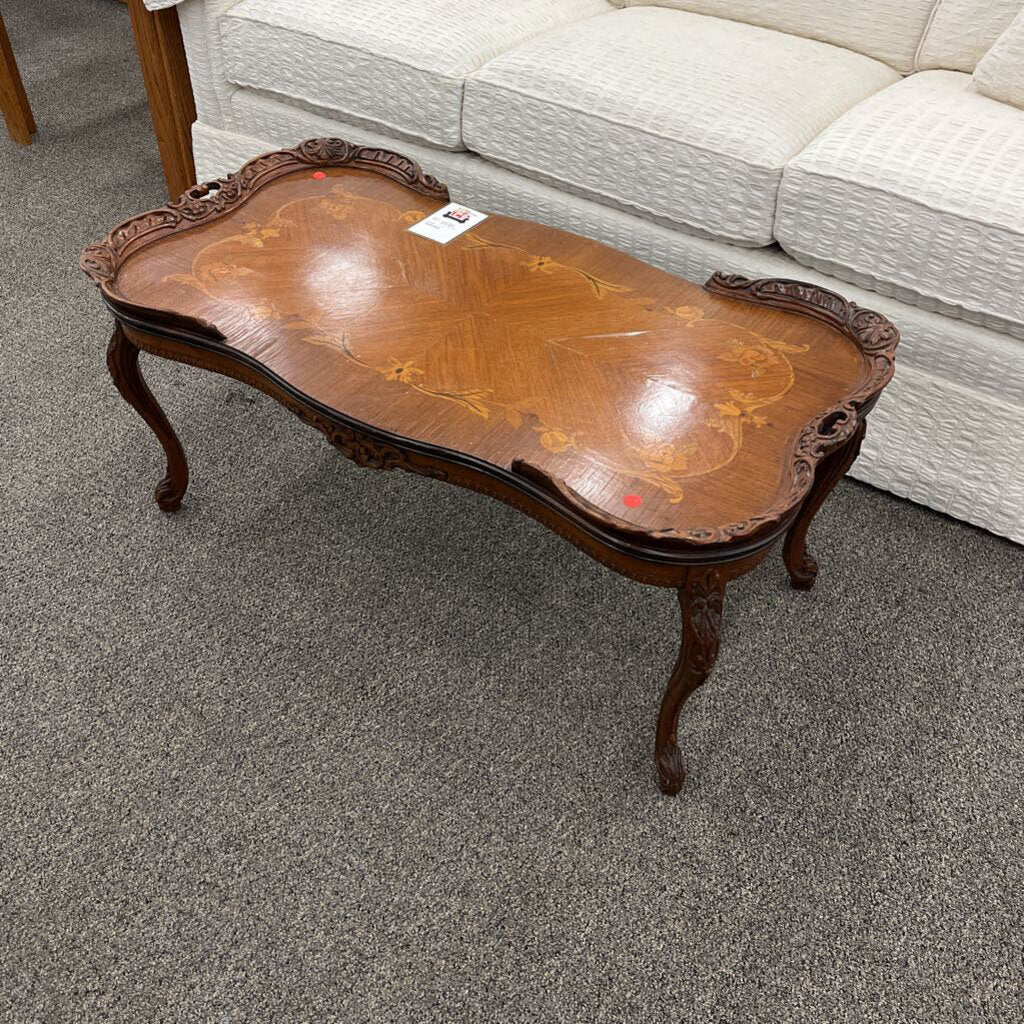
[90, 139, 897, 545]
[156, 183, 817, 508]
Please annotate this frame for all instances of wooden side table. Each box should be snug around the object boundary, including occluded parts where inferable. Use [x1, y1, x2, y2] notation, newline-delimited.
[0, 11, 35, 145]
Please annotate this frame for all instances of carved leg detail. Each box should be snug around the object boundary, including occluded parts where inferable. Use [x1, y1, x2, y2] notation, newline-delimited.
[783, 420, 866, 590]
[106, 325, 189, 511]
[655, 568, 725, 795]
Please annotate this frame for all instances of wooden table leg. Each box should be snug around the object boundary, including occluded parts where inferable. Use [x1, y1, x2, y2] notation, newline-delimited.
[0, 12, 35, 145]
[655, 567, 725, 794]
[783, 420, 867, 590]
[107, 324, 189, 511]
[126, 0, 197, 199]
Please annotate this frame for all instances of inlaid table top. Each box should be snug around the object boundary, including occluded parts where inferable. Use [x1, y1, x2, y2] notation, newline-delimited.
[82, 140, 899, 794]
[83, 140, 896, 558]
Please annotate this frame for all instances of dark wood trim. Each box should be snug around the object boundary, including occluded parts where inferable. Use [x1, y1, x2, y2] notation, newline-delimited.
[0, 11, 35, 145]
[126, 0, 197, 199]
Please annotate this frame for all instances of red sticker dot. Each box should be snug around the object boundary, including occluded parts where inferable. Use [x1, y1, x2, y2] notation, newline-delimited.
[623, 494, 642, 508]
[312, 171, 327, 180]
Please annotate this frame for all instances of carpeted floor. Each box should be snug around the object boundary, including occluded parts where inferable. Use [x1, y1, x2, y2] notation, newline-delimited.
[2, 2, 1023, 1021]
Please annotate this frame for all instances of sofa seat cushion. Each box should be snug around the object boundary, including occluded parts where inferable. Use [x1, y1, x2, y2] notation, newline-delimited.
[462, 8, 899, 247]
[218, 0, 613, 150]
[776, 71, 1024, 339]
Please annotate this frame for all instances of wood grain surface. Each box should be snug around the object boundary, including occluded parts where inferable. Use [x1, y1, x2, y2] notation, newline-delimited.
[126, 0, 196, 198]
[98, 151, 893, 546]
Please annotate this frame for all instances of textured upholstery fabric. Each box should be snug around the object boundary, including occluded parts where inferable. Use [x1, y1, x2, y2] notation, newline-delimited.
[608, 0, 935, 72]
[776, 72, 1024, 340]
[916, 0, 1021, 73]
[191, 114, 1024, 543]
[217, 0, 611, 151]
[143, 0, 184, 9]
[461, 9, 898, 247]
[974, 11, 1024, 109]
[178, 0, 240, 127]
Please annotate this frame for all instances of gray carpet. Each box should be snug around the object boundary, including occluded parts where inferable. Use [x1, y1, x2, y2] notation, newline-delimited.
[2, 2, 1023, 1021]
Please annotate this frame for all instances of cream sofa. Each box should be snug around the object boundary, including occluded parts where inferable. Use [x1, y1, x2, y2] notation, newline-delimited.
[144, 0, 1024, 543]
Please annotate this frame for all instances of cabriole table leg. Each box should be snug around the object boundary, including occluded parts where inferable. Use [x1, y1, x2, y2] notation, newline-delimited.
[655, 566, 726, 795]
[106, 324, 189, 512]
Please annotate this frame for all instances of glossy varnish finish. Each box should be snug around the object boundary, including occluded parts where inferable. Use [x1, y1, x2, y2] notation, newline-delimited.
[83, 140, 899, 794]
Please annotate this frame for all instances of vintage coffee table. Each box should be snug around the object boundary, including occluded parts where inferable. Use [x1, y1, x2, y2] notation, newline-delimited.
[81, 139, 898, 794]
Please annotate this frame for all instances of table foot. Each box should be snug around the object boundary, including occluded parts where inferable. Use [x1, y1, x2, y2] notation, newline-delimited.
[785, 550, 819, 591]
[106, 324, 189, 512]
[783, 420, 866, 590]
[655, 567, 725, 795]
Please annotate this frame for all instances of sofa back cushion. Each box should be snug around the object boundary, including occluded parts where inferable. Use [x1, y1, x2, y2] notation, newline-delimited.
[609, 1, 935, 72]
[974, 10, 1024, 108]
[916, 0, 1021, 73]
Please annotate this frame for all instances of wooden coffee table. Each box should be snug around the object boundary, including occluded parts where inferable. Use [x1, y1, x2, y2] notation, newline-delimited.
[81, 139, 898, 794]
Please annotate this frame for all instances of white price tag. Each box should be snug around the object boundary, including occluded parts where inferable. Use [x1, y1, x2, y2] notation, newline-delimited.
[407, 203, 488, 245]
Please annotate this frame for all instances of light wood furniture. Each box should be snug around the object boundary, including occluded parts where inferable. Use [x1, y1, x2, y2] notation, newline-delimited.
[0, 10, 35, 145]
[81, 140, 899, 794]
[126, 0, 196, 198]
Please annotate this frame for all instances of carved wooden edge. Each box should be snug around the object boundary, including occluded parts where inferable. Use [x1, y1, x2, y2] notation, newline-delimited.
[513, 459, 694, 546]
[705, 273, 897, 399]
[79, 138, 450, 315]
[519, 274, 898, 552]
[699, 273, 899, 529]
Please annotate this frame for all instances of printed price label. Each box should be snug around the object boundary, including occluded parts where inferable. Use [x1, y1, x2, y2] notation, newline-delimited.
[407, 203, 488, 244]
